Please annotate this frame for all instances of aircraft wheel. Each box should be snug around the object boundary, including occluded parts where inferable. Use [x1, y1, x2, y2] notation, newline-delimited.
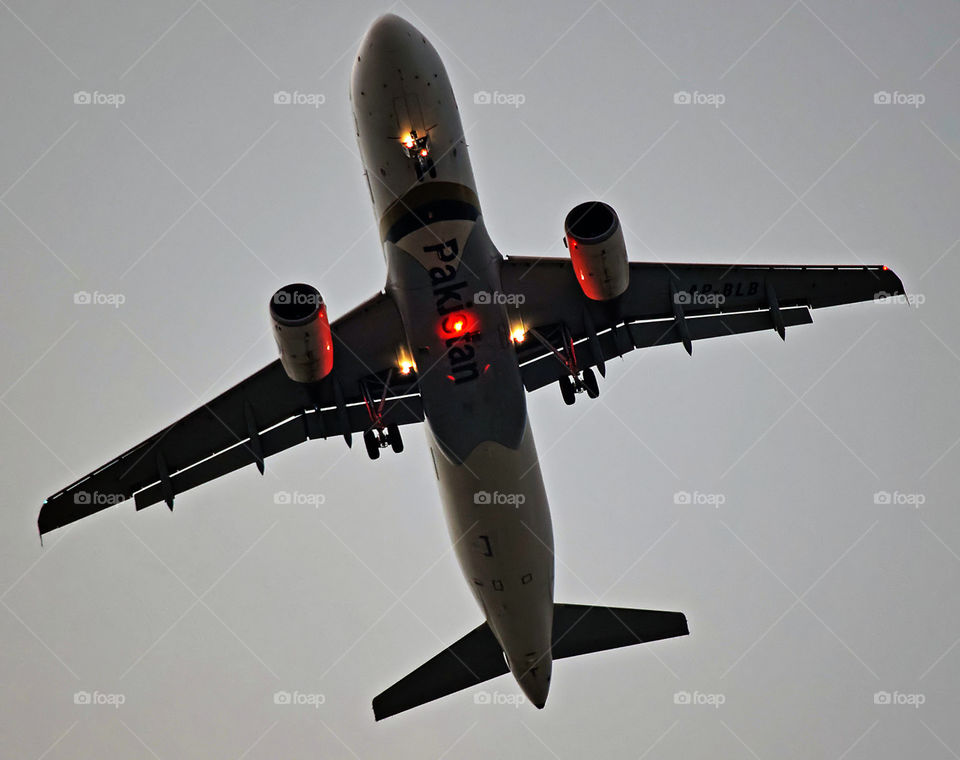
[559, 375, 576, 406]
[387, 424, 404, 453]
[363, 429, 381, 460]
[582, 367, 599, 399]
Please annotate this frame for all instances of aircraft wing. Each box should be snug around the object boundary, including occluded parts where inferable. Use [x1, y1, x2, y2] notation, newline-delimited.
[38, 292, 420, 536]
[500, 258, 905, 392]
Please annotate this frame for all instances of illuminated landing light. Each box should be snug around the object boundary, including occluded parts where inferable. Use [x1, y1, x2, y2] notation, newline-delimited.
[510, 326, 526, 343]
[397, 348, 416, 376]
[402, 133, 415, 149]
[419, 148, 429, 157]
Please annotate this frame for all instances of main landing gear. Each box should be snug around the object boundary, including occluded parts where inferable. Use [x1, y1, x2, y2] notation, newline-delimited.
[558, 366, 599, 405]
[528, 323, 602, 406]
[363, 424, 403, 460]
[360, 372, 405, 460]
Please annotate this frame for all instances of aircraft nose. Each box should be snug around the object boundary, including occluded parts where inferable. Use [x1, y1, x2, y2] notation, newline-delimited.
[362, 13, 421, 52]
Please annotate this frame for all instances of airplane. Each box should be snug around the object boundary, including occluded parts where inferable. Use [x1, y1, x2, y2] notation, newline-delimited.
[39, 14, 905, 720]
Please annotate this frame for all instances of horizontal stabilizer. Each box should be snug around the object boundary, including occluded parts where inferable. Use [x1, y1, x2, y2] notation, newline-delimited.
[372, 603, 687, 720]
[551, 603, 688, 659]
[373, 620, 507, 721]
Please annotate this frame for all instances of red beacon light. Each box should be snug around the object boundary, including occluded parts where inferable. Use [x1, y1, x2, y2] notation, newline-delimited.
[439, 311, 473, 339]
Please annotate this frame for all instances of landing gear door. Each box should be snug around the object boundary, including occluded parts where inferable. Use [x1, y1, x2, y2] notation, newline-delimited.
[393, 94, 426, 137]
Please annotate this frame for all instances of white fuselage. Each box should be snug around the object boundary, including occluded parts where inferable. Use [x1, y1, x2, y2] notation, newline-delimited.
[351, 14, 554, 706]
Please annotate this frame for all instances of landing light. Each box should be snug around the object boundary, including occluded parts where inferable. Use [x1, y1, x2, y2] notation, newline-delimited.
[403, 133, 415, 149]
[398, 349, 416, 375]
[510, 326, 526, 343]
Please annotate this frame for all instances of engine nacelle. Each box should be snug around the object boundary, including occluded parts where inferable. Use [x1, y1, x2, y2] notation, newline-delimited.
[564, 201, 629, 301]
[270, 283, 334, 383]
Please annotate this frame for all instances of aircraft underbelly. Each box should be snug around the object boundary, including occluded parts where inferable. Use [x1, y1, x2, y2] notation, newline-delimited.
[352, 12, 555, 705]
[426, 417, 555, 702]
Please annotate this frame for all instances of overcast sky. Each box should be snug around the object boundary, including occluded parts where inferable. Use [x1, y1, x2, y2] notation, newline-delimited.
[2, 1, 959, 758]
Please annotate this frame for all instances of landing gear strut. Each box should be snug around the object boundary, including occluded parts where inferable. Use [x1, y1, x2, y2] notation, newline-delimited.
[532, 323, 602, 406]
[401, 129, 436, 182]
[360, 372, 405, 460]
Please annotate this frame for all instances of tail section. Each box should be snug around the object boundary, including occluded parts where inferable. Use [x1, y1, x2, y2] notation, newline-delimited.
[372, 604, 688, 720]
[551, 603, 689, 658]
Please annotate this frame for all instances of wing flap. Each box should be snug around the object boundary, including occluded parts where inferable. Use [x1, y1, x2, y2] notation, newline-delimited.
[520, 306, 812, 391]
[131, 397, 423, 511]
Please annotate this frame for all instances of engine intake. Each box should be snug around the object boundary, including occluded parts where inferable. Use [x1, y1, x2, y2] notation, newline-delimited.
[270, 283, 334, 383]
[564, 201, 629, 301]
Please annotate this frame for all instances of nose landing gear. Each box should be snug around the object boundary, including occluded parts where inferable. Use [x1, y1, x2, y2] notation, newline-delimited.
[400, 130, 436, 181]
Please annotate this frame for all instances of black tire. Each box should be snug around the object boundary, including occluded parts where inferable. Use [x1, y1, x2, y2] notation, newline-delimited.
[363, 429, 380, 460]
[387, 423, 404, 453]
[559, 375, 576, 405]
[582, 367, 599, 399]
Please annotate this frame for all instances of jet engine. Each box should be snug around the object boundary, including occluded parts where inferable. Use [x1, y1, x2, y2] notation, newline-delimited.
[564, 201, 629, 301]
[270, 283, 334, 383]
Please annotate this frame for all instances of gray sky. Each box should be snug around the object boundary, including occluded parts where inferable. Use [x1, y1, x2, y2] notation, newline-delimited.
[2, 1, 959, 757]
